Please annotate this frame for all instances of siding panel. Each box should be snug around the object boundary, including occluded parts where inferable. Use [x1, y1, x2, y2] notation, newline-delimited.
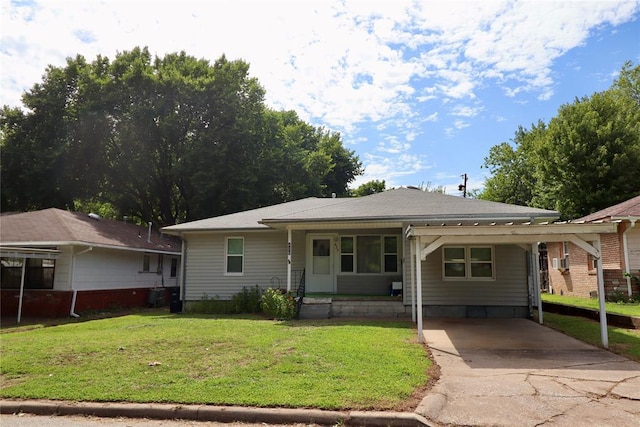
[404, 244, 528, 306]
[74, 248, 172, 290]
[185, 231, 289, 300]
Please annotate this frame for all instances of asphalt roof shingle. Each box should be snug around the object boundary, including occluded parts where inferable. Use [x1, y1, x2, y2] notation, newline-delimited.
[163, 188, 559, 232]
[1, 208, 181, 253]
[578, 195, 640, 222]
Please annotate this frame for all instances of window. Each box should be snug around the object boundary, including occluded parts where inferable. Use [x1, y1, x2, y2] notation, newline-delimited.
[0, 257, 55, 289]
[340, 235, 400, 274]
[170, 258, 178, 278]
[142, 254, 150, 272]
[443, 246, 494, 280]
[587, 241, 597, 272]
[341, 237, 354, 273]
[357, 236, 381, 273]
[563, 242, 570, 258]
[226, 237, 244, 275]
[384, 236, 399, 273]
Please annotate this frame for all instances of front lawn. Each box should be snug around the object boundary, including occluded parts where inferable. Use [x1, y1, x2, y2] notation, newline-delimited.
[541, 312, 640, 362]
[0, 312, 430, 410]
[541, 293, 640, 317]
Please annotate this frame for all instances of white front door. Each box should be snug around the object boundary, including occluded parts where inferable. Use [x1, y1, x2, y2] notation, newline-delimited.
[306, 234, 336, 293]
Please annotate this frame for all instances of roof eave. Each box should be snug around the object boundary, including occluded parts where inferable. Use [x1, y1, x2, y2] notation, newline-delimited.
[0, 241, 181, 255]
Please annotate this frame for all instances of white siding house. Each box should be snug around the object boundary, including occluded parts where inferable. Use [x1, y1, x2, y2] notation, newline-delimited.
[1, 209, 181, 319]
[164, 188, 621, 320]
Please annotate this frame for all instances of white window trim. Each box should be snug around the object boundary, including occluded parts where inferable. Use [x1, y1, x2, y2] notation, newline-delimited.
[442, 245, 495, 281]
[338, 234, 401, 275]
[225, 236, 244, 276]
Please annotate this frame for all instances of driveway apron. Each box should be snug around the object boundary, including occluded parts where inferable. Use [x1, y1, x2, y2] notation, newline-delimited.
[416, 318, 640, 427]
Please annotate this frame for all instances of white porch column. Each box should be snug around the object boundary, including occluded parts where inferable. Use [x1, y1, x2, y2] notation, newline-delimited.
[415, 238, 423, 343]
[17, 258, 26, 324]
[287, 228, 292, 292]
[532, 243, 543, 324]
[594, 238, 609, 348]
[410, 238, 416, 322]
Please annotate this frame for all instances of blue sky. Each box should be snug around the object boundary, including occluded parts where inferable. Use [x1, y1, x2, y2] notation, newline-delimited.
[2, 0, 639, 195]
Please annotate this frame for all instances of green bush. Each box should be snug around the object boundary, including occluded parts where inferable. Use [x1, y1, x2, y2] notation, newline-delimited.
[230, 285, 262, 313]
[261, 288, 297, 320]
[187, 294, 233, 314]
[188, 286, 263, 314]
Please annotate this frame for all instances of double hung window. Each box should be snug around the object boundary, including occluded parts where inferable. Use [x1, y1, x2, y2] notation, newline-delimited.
[443, 246, 494, 280]
[226, 237, 244, 275]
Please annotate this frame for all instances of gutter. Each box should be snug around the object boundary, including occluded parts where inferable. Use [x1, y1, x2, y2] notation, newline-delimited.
[70, 246, 93, 318]
[0, 241, 180, 256]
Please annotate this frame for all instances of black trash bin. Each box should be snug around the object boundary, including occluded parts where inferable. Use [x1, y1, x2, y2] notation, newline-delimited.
[148, 288, 165, 308]
[168, 286, 182, 313]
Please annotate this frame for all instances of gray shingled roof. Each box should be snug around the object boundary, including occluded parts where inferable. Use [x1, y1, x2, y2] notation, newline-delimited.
[163, 188, 559, 233]
[578, 195, 640, 222]
[1, 208, 181, 253]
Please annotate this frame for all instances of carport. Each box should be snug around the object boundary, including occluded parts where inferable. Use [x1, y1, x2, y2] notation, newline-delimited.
[0, 246, 61, 323]
[417, 318, 640, 427]
[405, 221, 618, 347]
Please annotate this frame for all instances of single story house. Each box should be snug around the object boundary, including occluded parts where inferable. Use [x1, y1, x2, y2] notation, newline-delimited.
[1, 208, 182, 321]
[163, 188, 617, 335]
[547, 195, 640, 298]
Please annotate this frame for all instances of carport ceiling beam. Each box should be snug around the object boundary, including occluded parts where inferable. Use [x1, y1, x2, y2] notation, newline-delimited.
[408, 223, 616, 237]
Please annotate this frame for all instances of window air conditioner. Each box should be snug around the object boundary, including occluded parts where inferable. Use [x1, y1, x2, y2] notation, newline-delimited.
[559, 257, 569, 271]
[552, 257, 569, 271]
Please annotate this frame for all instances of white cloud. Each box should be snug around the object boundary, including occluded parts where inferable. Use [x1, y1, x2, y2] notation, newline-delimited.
[3, 0, 637, 125]
[353, 152, 430, 188]
[450, 105, 484, 118]
[1, 0, 638, 193]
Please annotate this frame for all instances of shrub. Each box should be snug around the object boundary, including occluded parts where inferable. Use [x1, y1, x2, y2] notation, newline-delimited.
[187, 294, 233, 314]
[230, 285, 262, 314]
[188, 286, 263, 314]
[261, 288, 297, 320]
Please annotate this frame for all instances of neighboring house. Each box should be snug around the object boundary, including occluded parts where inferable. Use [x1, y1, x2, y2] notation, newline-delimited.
[1, 208, 182, 319]
[547, 195, 640, 298]
[163, 188, 616, 319]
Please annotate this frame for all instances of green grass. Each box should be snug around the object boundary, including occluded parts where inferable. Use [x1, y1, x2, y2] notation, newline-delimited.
[0, 312, 430, 410]
[541, 293, 640, 317]
[541, 312, 640, 362]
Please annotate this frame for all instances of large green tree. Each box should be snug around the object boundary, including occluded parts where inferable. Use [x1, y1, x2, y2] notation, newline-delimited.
[479, 61, 640, 218]
[1, 48, 362, 224]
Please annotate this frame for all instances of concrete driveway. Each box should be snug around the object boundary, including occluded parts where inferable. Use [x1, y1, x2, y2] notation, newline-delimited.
[416, 318, 640, 427]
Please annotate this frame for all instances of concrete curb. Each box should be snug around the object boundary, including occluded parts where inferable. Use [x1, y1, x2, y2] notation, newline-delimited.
[0, 400, 434, 427]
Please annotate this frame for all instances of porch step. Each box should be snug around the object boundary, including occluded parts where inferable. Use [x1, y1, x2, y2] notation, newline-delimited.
[298, 297, 411, 319]
[299, 304, 331, 319]
[331, 299, 410, 318]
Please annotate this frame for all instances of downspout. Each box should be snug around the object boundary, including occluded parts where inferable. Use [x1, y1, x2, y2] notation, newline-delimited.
[287, 228, 292, 292]
[70, 246, 93, 318]
[179, 238, 187, 311]
[622, 219, 637, 297]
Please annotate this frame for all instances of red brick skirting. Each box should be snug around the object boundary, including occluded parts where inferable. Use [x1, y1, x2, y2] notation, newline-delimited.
[0, 288, 169, 318]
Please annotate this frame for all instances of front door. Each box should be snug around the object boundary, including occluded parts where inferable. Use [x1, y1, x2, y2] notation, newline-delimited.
[306, 234, 336, 293]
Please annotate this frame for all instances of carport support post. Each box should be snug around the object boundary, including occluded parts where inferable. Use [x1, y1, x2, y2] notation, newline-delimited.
[594, 238, 609, 349]
[414, 238, 423, 343]
[410, 237, 416, 322]
[533, 243, 543, 324]
[17, 258, 26, 324]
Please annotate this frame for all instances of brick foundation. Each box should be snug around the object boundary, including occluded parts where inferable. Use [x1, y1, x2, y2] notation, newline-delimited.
[1, 287, 171, 319]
